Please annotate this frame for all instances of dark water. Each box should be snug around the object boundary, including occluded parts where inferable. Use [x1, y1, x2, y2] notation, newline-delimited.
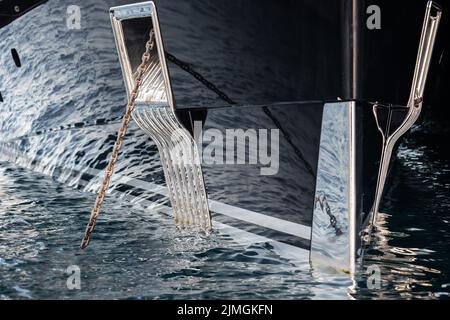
[1, 124, 450, 299]
[357, 124, 450, 299]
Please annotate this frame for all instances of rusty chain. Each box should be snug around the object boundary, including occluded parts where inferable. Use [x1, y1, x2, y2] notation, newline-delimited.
[80, 29, 155, 249]
[315, 195, 343, 236]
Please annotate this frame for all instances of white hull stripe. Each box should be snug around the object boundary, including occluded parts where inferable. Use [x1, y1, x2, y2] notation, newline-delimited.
[75, 175, 310, 262]
[78, 165, 312, 241]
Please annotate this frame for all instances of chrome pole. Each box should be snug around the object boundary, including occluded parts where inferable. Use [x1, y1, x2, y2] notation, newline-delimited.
[372, 1, 442, 220]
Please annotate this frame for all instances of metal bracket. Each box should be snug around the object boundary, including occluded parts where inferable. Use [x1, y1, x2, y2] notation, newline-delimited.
[310, 101, 358, 274]
[372, 1, 442, 219]
[110, 1, 211, 231]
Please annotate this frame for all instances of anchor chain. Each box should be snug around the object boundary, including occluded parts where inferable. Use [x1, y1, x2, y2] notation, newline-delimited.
[80, 29, 155, 249]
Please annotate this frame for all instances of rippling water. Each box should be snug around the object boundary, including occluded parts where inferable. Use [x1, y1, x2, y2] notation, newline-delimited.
[1, 122, 450, 299]
[0, 161, 349, 300]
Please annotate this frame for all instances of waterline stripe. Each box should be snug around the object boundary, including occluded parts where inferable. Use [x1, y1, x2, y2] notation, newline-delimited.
[0, 145, 311, 263]
[112, 190, 311, 263]
[76, 170, 311, 249]
[209, 200, 311, 241]
[68, 162, 312, 241]
[213, 214, 310, 250]
[108, 171, 312, 241]
[77, 177, 310, 263]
